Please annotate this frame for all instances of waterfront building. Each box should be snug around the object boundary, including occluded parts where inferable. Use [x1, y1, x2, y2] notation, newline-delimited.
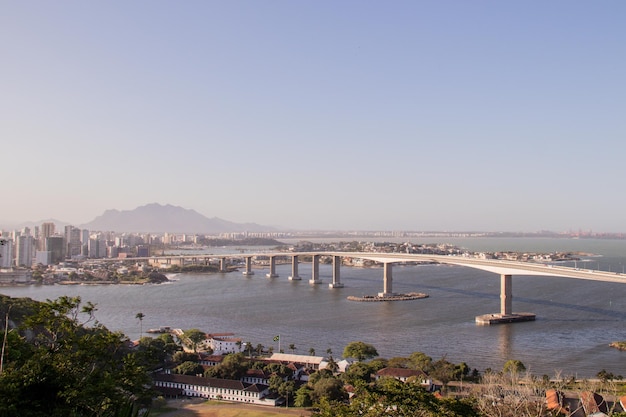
[0, 269, 31, 283]
[206, 333, 243, 355]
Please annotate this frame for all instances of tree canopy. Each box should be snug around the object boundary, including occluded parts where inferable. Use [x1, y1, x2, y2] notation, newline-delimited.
[342, 341, 378, 361]
[0, 295, 151, 417]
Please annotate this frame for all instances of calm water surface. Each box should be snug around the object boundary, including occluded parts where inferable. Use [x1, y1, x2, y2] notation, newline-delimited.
[2, 238, 625, 378]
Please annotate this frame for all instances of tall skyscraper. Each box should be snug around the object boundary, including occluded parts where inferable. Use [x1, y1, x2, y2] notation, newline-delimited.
[88, 236, 107, 259]
[64, 226, 82, 259]
[16, 235, 34, 267]
[46, 236, 65, 264]
[40, 222, 56, 250]
[0, 237, 13, 268]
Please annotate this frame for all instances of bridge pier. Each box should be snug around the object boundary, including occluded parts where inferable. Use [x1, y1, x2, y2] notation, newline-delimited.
[378, 262, 395, 297]
[475, 274, 535, 324]
[266, 256, 279, 278]
[288, 255, 301, 280]
[309, 254, 322, 284]
[501, 273, 512, 316]
[329, 256, 344, 288]
[242, 256, 254, 276]
[219, 257, 227, 273]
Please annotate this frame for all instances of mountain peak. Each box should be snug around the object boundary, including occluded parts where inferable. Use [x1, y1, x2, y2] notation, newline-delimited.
[80, 204, 272, 234]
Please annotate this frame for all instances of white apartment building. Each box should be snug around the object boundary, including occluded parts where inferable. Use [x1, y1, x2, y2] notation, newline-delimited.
[0, 237, 13, 268]
[16, 235, 34, 267]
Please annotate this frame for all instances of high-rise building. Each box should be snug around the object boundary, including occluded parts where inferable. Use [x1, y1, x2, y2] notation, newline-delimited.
[64, 226, 82, 259]
[40, 222, 56, 250]
[88, 237, 107, 258]
[46, 236, 65, 264]
[16, 235, 34, 267]
[0, 237, 13, 268]
[35, 251, 52, 265]
[137, 245, 150, 257]
[80, 229, 90, 256]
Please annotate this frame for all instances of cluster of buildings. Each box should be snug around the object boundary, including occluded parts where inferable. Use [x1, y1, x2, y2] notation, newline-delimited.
[151, 332, 434, 407]
[0, 222, 152, 269]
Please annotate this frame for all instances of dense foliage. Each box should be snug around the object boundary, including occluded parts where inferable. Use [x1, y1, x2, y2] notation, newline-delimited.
[313, 377, 477, 417]
[0, 295, 152, 417]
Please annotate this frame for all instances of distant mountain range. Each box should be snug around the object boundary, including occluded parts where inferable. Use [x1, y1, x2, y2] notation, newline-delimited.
[81, 203, 274, 233]
[7, 204, 274, 234]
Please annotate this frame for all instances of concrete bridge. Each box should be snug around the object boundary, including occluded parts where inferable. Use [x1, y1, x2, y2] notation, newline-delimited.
[145, 251, 626, 324]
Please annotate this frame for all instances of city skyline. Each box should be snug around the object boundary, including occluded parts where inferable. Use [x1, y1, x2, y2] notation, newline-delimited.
[2, 2, 626, 232]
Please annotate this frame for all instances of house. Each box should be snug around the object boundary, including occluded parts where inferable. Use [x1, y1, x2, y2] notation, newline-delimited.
[199, 353, 225, 367]
[206, 333, 243, 355]
[545, 389, 567, 415]
[153, 373, 278, 406]
[242, 368, 272, 385]
[375, 367, 433, 390]
[580, 391, 608, 417]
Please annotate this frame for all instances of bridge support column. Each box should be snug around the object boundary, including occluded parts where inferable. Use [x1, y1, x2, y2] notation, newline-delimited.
[242, 256, 254, 276]
[475, 274, 535, 325]
[266, 256, 278, 278]
[501, 274, 512, 316]
[309, 254, 322, 284]
[378, 262, 395, 297]
[219, 257, 227, 273]
[288, 255, 301, 280]
[329, 256, 343, 288]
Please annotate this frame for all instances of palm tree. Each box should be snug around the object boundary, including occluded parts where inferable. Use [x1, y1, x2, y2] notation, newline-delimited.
[256, 343, 264, 357]
[288, 343, 296, 354]
[309, 347, 316, 356]
[135, 312, 145, 339]
[326, 356, 339, 373]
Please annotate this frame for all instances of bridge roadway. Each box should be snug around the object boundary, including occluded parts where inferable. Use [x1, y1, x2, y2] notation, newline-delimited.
[131, 252, 626, 324]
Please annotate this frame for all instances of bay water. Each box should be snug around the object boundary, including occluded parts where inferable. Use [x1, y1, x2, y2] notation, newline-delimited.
[1, 237, 625, 378]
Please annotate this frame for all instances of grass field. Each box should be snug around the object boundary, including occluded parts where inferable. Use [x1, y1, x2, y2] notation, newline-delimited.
[152, 399, 312, 417]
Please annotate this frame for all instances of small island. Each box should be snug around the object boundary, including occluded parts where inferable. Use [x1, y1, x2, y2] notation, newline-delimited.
[347, 292, 429, 302]
[609, 341, 626, 351]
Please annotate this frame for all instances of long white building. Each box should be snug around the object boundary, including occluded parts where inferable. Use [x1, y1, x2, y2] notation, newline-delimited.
[153, 374, 277, 406]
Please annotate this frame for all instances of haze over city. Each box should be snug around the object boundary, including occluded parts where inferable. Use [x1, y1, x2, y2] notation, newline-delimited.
[2, 1, 625, 232]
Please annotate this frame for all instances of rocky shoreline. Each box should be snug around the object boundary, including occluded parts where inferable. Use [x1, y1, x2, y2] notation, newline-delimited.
[347, 292, 429, 302]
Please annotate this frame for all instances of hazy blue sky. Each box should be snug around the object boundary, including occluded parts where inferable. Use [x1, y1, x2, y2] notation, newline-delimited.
[2, 1, 625, 232]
